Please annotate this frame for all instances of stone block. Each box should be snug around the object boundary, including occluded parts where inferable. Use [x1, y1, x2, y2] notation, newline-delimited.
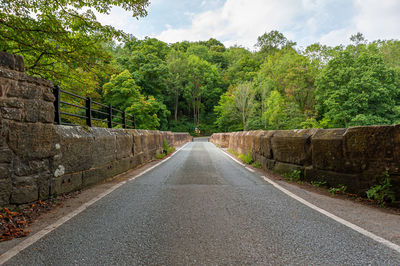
[273, 162, 304, 176]
[0, 179, 12, 206]
[53, 125, 93, 174]
[304, 168, 361, 194]
[0, 163, 11, 179]
[260, 130, 276, 159]
[0, 78, 18, 98]
[0, 51, 24, 71]
[11, 183, 38, 204]
[343, 125, 396, 173]
[14, 158, 49, 177]
[0, 148, 13, 163]
[1, 107, 22, 121]
[312, 128, 346, 171]
[6, 121, 60, 160]
[91, 127, 117, 167]
[271, 129, 317, 165]
[51, 172, 82, 195]
[113, 129, 133, 160]
[37, 171, 51, 200]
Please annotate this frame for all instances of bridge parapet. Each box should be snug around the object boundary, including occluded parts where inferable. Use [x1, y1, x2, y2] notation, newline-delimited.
[211, 126, 400, 199]
[0, 52, 192, 206]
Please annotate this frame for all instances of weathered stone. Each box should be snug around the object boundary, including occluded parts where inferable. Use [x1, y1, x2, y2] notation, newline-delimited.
[82, 165, 112, 187]
[273, 162, 304, 176]
[11, 184, 38, 204]
[0, 51, 24, 72]
[39, 100, 54, 123]
[0, 78, 18, 98]
[53, 125, 93, 174]
[6, 121, 60, 160]
[0, 163, 11, 179]
[2, 107, 22, 121]
[51, 172, 82, 195]
[37, 171, 51, 199]
[91, 127, 117, 167]
[343, 126, 396, 173]
[0, 148, 13, 163]
[312, 128, 346, 171]
[14, 158, 48, 176]
[42, 89, 55, 102]
[0, 179, 12, 206]
[259, 130, 276, 159]
[113, 129, 133, 160]
[304, 168, 361, 194]
[271, 129, 317, 165]
[2, 98, 24, 108]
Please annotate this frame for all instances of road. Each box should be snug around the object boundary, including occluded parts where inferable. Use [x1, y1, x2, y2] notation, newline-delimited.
[4, 138, 400, 265]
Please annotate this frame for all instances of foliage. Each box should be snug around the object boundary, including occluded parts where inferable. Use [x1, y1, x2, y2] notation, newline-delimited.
[251, 162, 261, 168]
[283, 170, 302, 183]
[0, 0, 149, 92]
[163, 140, 175, 155]
[155, 151, 166, 159]
[366, 174, 396, 206]
[311, 181, 327, 187]
[328, 184, 347, 195]
[315, 47, 400, 128]
[238, 152, 254, 165]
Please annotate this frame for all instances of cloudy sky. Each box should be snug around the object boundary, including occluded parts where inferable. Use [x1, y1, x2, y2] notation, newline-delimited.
[96, 0, 400, 50]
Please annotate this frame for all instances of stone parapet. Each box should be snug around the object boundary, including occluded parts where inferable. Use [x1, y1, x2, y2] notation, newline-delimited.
[210, 127, 400, 198]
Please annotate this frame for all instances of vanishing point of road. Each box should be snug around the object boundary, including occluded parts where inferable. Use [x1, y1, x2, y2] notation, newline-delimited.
[3, 138, 400, 265]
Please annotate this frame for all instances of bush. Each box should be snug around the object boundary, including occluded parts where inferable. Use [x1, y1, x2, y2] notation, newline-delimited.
[366, 174, 395, 206]
[283, 170, 302, 183]
[238, 152, 254, 164]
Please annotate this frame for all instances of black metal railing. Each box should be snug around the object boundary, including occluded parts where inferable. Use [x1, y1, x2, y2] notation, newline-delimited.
[53, 86, 136, 129]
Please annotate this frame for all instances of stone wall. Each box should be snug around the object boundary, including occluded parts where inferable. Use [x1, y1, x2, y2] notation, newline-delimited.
[0, 51, 192, 206]
[210, 127, 400, 198]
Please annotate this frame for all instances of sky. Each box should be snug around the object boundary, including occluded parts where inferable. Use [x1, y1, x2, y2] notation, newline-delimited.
[95, 0, 400, 50]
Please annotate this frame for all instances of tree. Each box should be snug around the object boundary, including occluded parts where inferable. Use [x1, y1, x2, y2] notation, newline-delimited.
[103, 70, 141, 110]
[102, 69, 169, 130]
[0, 0, 149, 84]
[315, 48, 400, 127]
[184, 55, 221, 125]
[234, 82, 256, 130]
[255, 30, 296, 55]
[166, 50, 187, 121]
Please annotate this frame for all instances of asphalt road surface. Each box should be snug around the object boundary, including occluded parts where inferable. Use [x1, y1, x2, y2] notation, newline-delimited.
[5, 138, 400, 265]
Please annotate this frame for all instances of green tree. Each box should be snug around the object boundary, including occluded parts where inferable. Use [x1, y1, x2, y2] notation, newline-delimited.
[255, 30, 296, 55]
[315, 49, 400, 127]
[0, 0, 149, 84]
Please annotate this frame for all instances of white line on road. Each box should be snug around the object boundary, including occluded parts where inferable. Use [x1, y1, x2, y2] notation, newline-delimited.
[219, 147, 400, 254]
[0, 142, 190, 264]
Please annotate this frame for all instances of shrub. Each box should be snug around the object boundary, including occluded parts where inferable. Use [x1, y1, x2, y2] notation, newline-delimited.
[283, 170, 302, 183]
[366, 173, 395, 206]
[238, 152, 254, 164]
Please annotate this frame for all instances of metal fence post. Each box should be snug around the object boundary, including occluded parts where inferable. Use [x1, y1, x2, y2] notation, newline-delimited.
[108, 104, 112, 128]
[122, 111, 126, 129]
[86, 97, 92, 127]
[53, 86, 61, 125]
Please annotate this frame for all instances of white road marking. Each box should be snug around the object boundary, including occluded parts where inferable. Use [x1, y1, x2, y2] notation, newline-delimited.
[0, 142, 190, 264]
[218, 147, 400, 254]
[245, 167, 255, 172]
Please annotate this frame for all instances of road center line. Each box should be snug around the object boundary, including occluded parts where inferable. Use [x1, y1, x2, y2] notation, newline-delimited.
[0, 142, 190, 265]
[218, 146, 400, 254]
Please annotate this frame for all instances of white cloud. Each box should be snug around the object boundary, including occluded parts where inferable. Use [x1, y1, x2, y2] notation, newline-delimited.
[318, 0, 400, 46]
[156, 0, 400, 48]
[91, 0, 400, 48]
[156, 0, 301, 49]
